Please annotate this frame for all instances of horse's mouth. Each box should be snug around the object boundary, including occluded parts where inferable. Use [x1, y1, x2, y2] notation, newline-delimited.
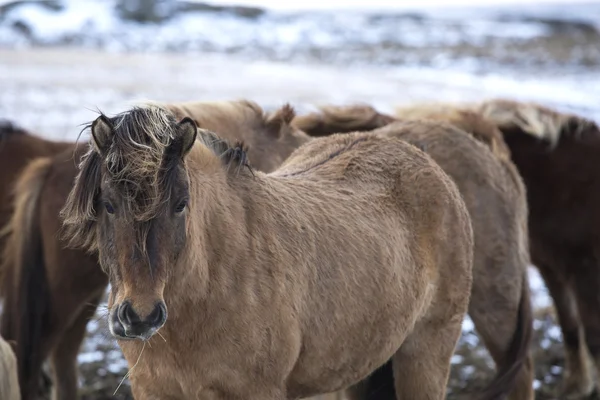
[109, 314, 157, 341]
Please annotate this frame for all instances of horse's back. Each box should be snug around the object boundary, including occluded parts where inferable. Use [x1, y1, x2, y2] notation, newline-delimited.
[0, 334, 20, 400]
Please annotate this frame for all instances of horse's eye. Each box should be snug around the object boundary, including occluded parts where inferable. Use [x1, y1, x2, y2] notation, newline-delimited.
[175, 200, 187, 214]
[104, 202, 115, 214]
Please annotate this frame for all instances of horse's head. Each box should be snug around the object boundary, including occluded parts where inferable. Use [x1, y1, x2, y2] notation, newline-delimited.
[63, 106, 197, 341]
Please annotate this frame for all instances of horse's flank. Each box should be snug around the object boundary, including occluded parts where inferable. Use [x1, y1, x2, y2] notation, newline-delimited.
[0, 335, 20, 400]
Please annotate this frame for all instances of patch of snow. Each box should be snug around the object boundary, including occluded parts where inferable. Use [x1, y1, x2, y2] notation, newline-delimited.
[78, 350, 105, 363]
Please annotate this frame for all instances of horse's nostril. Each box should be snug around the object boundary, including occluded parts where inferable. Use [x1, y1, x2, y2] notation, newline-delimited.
[147, 303, 166, 327]
[118, 302, 140, 326]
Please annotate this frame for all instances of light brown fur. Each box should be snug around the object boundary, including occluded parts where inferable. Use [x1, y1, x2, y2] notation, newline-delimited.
[292, 104, 535, 400]
[291, 103, 396, 137]
[62, 105, 474, 399]
[0, 334, 20, 400]
[163, 99, 310, 172]
[0, 100, 311, 400]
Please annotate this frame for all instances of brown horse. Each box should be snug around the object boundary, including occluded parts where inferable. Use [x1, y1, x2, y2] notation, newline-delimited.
[296, 105, 534, 400]
[61, 105, 473, 399]
[0, 100, 310, 400]
[473, 99, 600, 399]
[0, 334, 20, 400]
[0, 120, 71, 269]
[0, 121, 73, 400]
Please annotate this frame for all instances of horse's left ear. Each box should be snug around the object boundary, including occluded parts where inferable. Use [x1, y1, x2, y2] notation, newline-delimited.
[91, 115, 113, 155]
[177, 117, 198, 157]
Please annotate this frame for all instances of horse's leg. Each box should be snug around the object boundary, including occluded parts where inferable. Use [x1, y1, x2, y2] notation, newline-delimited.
[537, 261, 594, 399]
[49, 294, 102, 400]
[345, 362, 396, 400]
[467, 263, 534, 400]
[570, 255, 600, 395]
[391, 313, 463, 399]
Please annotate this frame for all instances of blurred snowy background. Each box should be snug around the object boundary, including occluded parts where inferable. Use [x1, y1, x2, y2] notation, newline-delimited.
[1, 0, 599, 398]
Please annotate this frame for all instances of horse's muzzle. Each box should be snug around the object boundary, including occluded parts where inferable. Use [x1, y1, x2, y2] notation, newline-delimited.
[110, 300, 167, 341]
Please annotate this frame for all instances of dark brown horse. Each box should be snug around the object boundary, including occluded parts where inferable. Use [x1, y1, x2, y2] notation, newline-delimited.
[0, 101, 309, 400]
[476, 99, 600, 399]
[0, 121, 73, 400]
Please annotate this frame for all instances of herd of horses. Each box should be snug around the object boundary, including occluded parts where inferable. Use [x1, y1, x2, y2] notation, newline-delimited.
[0, 97, 598, 400]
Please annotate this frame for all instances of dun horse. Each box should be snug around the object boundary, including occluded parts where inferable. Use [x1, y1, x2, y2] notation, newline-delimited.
[473, 99, 600, 399]
[296, 105, 535, 400]
[61, 105, 474, 399]
[0, 100, 309, 400]
[0, 334, 20, 400]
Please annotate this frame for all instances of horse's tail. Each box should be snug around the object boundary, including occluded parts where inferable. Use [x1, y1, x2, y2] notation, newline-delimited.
[292, 104, 396, 137]
[478, 268, 533, 400]
[0, 157, 54, 400]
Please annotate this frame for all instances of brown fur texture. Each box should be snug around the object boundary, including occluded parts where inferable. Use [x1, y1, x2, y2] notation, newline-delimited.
[394, 104, 512, 160]
[0, 121, 71, 285]
[0, 121, 73, 400]
[474, 99, 600, 400]
[294, 105, 534, 400]
[62, 105, 474, 399]
[163, 99, 310, 172]
[0, 334, 20, 400]
[0, 148, 106, 400]
[0, 100, 311, 400]
[291, 103, 396, 137]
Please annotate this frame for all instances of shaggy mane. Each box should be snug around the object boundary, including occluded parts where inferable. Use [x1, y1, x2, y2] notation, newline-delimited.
[61, 105, 255, 252]
[475, 99, 598, 146]
[197, 129, 254, 176]
[61, 105, 184, 252]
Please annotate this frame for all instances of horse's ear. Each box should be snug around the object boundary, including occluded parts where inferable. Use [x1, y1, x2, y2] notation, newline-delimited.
[91, 115, 113, 154]
[177, 117, 198, 157]
[266, 104, 296, 138]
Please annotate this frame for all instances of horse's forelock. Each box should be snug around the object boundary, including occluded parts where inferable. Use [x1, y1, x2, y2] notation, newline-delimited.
[102, 106, 182, 221]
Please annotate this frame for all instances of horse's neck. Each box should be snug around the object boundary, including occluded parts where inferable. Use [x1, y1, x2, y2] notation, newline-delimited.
[161, 175, 297, 328]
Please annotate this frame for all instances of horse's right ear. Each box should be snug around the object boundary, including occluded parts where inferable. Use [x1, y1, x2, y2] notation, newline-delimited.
[91, 115, 113, 155]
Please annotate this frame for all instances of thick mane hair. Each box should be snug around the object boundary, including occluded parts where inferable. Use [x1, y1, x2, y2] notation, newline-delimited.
[61, 105, 255, 253]
[61, 105, 187, 252]
[197, 128, 254, 176]
[475, 99, 599, 147]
